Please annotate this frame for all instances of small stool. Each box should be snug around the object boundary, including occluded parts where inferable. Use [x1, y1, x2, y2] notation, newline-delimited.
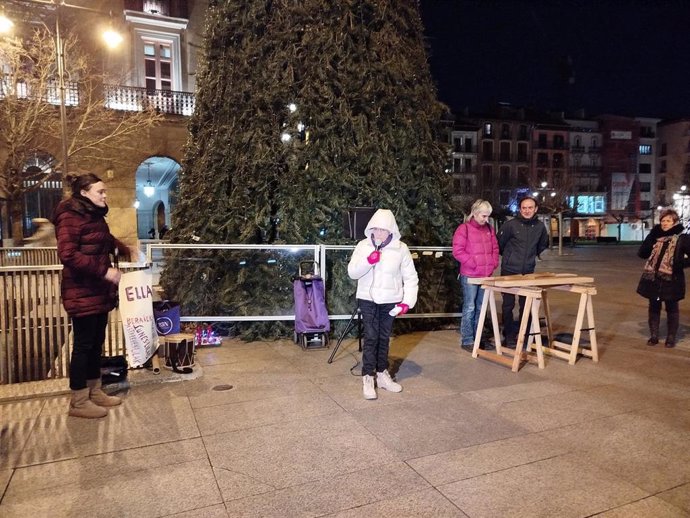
[162, 333, 196, 370]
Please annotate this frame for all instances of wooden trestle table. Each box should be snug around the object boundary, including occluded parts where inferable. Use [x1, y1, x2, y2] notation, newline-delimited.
[468, 273, 598, 372]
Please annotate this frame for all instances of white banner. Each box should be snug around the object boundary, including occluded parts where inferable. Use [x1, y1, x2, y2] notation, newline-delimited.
[118, 270, 158, 368]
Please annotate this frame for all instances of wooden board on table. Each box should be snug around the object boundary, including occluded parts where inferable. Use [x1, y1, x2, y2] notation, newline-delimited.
[468, 273, 594, 287]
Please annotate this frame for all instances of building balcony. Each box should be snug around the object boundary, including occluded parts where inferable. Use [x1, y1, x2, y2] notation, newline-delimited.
[0, 75, 195, 117]
[570, 145, 585, 153]
[104, 85, 195, 116]
[452, 146, 478, 154]
[573, 165, 603, 174]
[0, 76, 79, 106]
[532, 141, 569, 150]
[454, 167, 478, 175]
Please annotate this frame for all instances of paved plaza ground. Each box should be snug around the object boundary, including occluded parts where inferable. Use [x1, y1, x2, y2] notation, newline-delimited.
[1, 244, 690, 517]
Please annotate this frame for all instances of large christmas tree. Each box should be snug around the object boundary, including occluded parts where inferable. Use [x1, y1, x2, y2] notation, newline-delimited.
[161, 0, 458, 337]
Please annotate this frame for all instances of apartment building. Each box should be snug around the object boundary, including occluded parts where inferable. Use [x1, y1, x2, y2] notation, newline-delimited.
[449, 120, 480, 202]
[454, 106, 666, 239]
[635, 117, 660, 215]
[656, 118, 690, 224]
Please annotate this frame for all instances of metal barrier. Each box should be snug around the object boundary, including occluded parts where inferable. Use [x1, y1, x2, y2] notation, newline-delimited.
[0, 247, 59, 267]
[146, 243, 460, 321]
[1, 244, 460, 384]
[0, 261, 142, 384]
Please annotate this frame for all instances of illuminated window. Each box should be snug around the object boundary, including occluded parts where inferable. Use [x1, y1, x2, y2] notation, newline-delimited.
[144, 40, 172, 92]
[639, 144, 652, 155]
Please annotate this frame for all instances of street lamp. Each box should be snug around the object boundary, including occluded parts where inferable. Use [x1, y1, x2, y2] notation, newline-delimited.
[142, 162, 155, 197]
[0, 11, 13, 33]
[2, 1, 122, 178]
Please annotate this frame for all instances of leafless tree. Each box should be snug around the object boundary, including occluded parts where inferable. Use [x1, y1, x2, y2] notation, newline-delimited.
[0, 26, 163, 242]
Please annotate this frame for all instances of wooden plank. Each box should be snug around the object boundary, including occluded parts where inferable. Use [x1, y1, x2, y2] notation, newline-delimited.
[490, 276, 594, 287]
[471, 285, 546, 372]
[542, 290, 554, 348]
[548, 284, 597, 295]
[475, 348, 514, 367]
[542, 345, 572, 361]
[568, 292, 589, 365]
[481, 286, 543, 297]
[472, 290, 489, 355]
[469, 273, 595, 287]
[585, 294, 599, 362]
[468, 272, 580, 285]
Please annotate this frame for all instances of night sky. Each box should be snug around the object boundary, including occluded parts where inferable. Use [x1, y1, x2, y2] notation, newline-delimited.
[419, 1, 690, 119]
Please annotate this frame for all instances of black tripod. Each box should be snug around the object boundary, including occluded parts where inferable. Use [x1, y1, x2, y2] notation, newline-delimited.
[327, 305, 363, 363]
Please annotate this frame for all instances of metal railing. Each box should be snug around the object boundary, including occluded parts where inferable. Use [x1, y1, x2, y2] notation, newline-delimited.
[1, 243, 460, 384]
[0, 75, 79, 106]
[0, 264, 131, 384]
[0, 247, 59, 267]
[0, 75, 195, 117]
[146, 243, 460, 322]
[104, 85, 195, 116]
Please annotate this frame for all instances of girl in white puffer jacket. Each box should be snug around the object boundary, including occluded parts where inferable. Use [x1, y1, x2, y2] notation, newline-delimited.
[347, 209, 418, 400]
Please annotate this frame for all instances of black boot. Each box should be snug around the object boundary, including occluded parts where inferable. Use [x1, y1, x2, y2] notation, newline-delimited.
[647, 308, 660, 346]
[665, 310, 679, 348]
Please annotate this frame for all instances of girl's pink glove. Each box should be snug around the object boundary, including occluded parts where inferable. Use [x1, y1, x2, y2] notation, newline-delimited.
[389, 303, 409, 317]
[367, 250, 381, 264]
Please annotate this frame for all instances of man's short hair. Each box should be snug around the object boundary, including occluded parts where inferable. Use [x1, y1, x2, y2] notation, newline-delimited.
[519, 196, 538, 208]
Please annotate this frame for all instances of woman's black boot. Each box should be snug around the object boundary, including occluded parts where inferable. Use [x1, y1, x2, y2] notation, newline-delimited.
[665, 310, 679, 348]
[647, 308, 660, 346]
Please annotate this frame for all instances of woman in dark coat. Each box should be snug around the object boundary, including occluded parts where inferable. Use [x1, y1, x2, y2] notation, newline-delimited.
[637, 208, 690, 348]
[54, 172, 133, 418]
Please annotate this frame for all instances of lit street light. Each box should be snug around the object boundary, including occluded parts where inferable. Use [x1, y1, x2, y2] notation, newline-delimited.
[674, 184, 690, 229]
[0, 11, 14, 33]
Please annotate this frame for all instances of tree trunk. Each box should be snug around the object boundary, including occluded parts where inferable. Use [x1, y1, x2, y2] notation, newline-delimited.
[10, 194, 25, 245]
[0, 201, 10, 246]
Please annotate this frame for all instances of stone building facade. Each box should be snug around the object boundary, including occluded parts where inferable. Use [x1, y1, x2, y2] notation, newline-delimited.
[0, 0, 208, 244]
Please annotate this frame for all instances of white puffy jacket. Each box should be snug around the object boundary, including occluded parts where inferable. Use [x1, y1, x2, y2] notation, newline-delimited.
[347, 209, 418, 307]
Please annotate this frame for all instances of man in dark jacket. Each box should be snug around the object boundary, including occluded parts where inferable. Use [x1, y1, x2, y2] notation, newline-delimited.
[497, 196, 550, 345]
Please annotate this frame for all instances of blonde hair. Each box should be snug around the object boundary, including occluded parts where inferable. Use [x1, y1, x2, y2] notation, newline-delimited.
[470, 199, 492, 218]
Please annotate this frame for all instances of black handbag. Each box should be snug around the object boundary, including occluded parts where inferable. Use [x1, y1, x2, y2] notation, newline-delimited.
[101, 355, 128, 385]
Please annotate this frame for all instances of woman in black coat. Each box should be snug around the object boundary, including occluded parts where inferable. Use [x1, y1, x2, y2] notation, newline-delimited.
[637, 209, 690, 347]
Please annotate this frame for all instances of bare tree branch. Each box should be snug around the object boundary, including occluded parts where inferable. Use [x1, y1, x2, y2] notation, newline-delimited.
[0, 27, 163, 240]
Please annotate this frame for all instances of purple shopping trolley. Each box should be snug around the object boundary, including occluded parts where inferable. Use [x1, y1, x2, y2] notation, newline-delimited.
[293, 261, 330, 349]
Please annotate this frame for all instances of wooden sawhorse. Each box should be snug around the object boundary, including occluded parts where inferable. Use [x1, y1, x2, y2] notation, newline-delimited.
[471, 285, 545, 372]
[540, 284, 598, 365]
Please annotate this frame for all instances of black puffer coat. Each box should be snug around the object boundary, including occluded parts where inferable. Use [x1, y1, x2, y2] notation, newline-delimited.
[497, 214, 550, 274]
[53, 197, 128, 317]
[636, 223, 690, 301]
